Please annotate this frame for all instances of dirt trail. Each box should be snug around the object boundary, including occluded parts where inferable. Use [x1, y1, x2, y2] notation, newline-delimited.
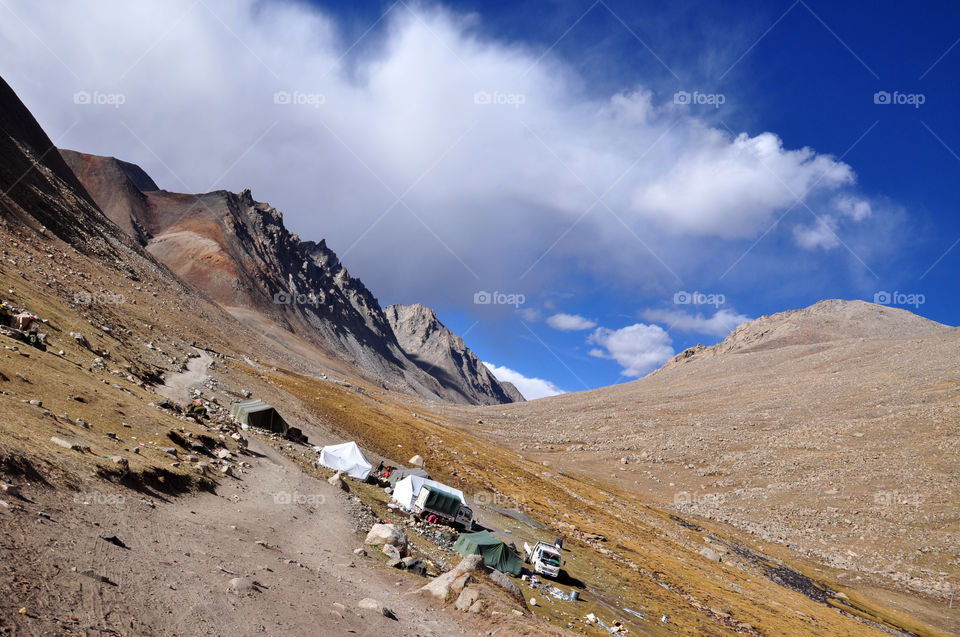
[0, 437, 481, 636]
[157, 349, 213, 405]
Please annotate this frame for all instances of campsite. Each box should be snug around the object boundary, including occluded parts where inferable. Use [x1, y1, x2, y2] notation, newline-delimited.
[292, 419, 609, 629]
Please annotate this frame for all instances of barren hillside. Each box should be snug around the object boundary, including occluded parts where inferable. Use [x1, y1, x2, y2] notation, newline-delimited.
[438, 299, 960, 632]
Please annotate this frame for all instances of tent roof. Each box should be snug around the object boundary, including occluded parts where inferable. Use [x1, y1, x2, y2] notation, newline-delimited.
[230, 399, 275, 414]
[457, 530, 501, 546]
[318, 441, 373, 479]
[387, 467, 430, 486]
[454, 531, 522, 576]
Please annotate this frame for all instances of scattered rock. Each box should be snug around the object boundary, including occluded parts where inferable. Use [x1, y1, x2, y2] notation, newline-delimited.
[228, 577, 256, 595]
[365, 524, 408, 551]
[408, 454, 425, 467]
[455, 587, 481, 611]
[98, 534, 129, 549]
[327, 472, 349, 492]
[50, 436, 88, 452]
[358, 598, 397, 621]
[382, 543, 402, 561]
[401, 556, 427, 576]
[699, 547, 723, 562]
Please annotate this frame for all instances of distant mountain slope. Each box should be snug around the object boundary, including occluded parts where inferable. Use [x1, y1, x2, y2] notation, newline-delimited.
[60, 149, 155, 245]
[385, 304, 522, 405]
[665, 298, 948, 368]
[64, 151, 516, 405]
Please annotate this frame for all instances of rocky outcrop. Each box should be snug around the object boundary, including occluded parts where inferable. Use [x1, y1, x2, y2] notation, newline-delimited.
[385, 304, 523, 405]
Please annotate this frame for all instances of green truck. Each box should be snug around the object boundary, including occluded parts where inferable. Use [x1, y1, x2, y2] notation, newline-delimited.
[413, 486, 474, 530]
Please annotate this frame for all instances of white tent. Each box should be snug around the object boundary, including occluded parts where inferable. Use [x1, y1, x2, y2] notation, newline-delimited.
[318, 441, 373, 480]
[392, 475, 465, 510]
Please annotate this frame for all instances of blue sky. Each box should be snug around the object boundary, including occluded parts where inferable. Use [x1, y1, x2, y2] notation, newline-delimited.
[1, 0, 958, 398]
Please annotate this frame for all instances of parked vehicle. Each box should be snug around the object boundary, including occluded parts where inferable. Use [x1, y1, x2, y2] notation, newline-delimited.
[524, 541, 563, 578]
[413, 485, 474, 530]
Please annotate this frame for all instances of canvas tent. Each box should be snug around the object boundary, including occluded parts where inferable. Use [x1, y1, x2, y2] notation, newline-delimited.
[454, 531, 522, 576]
[387, 467, 430, 487]
[392, 475, 464, 510]
[230, 399, 288, 435]
[318, 441, 373, 480]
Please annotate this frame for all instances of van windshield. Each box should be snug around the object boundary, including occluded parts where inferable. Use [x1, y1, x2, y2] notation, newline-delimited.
[540, 552, 561, 566]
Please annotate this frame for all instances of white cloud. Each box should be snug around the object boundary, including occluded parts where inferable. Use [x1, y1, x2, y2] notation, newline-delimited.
[793, 215, 840, 250]
[546, 312, 597, 331]
[632, 131, 855, 238]
[0, 0, 876, 304]
[518, 307, 542, 322]
[833, 195, 872, 221]
[483, 362, 564, 400]
[640, 308, 751, 337]
[792, 195, 873, 251]
[587, 324, 674, 377]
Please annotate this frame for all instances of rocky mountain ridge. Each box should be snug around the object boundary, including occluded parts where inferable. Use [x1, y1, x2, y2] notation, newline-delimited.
[62, 150, 518, 405]
[385, 303, 525, 405]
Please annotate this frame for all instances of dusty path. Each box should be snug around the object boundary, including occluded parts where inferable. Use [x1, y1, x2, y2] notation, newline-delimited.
[0, 437, 482, 636]
[156, 349, 213, 405]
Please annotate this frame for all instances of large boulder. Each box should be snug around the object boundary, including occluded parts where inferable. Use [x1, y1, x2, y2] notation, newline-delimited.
[419, 554, 484, 600]
[365, 524, 408, 551]
[487, 569, 524, 601]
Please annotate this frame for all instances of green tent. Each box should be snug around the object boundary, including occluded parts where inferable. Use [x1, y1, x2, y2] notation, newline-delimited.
[230, 399, 288, 435]
[454, 531, 522, 576]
